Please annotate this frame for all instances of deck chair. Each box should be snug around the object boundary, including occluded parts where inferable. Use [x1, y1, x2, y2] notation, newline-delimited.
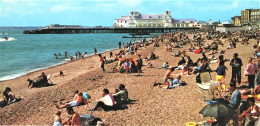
[196, 72, 221, 101]
[47, 74, 53, 84]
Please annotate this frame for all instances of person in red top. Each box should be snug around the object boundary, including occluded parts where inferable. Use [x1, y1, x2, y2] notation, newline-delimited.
[56, 90, 83, 109]
[98, 54, 105, 72]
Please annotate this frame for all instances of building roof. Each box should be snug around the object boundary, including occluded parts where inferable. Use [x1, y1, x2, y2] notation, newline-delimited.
[174, 19, 196, 23]
[140, 14, 166, 20]
[117, 16, 130, 21]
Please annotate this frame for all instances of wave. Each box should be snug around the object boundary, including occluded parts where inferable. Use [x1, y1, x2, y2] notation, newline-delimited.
[0, 73, 27, 82]
[1, 33, 8, 35]
[0, 37, 16, 42]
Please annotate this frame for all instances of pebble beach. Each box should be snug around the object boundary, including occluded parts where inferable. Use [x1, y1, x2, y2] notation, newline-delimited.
[0, 31, 257, 125]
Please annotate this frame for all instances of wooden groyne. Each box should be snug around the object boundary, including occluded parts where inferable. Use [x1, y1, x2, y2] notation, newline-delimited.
[23, 27, 200, 34]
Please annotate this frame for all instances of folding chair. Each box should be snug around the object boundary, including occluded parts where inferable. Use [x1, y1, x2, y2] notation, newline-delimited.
[47, 74, 53, 84]
[196, 72, 221, 101]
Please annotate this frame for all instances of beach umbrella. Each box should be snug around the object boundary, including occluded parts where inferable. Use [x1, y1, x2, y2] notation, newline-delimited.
[199, 102, 236, 119]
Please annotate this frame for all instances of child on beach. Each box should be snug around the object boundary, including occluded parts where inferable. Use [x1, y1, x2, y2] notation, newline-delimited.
[53, 111, 62, 126]
[124, 59, 130, 74]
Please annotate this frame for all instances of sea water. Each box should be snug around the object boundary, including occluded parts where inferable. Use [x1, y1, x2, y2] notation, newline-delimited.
[0, 28, 157, 81]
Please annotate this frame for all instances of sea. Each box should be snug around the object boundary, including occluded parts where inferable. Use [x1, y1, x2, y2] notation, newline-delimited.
[0, 27, 157, 81]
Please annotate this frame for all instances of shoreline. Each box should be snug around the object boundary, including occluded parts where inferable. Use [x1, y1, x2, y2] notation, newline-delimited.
[0, 47, 119, 82]
[0, 37, 151, 82]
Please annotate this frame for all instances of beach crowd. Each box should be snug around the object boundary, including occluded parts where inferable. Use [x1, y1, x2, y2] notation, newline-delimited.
[1, 28, 260, 126]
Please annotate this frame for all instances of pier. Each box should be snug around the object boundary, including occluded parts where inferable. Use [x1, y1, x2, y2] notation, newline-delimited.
[23, 27, 200, 34]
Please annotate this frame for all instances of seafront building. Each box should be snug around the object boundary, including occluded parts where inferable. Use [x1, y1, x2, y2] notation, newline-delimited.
[231, 16, 241, 26]
[114, 10, 174, 28]
[114, 10, 207, 28]
[231, 9, 259, 26]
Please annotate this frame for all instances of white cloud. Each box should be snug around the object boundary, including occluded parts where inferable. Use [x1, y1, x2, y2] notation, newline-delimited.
[117, 0, 143, 7]
[50, 5, 71, 12]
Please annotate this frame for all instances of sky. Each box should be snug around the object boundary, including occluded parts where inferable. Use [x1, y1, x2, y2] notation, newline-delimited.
[0, 0, 259, 26]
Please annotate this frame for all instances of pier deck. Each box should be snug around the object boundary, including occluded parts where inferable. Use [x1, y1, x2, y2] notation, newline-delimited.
[23, 27, 199, 34]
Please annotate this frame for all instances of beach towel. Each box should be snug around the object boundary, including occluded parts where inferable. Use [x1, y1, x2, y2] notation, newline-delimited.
[194, 49, 202, 54]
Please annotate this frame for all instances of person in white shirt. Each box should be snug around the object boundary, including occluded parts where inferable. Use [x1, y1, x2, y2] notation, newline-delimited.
[90, 89, 115, 111]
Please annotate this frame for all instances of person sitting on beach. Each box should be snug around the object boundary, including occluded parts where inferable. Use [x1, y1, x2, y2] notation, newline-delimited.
[228, 83, 241, 110]
[178, 57, 186, 66]
[27, 79, 40, 88]
[0, 87, 16, 107]
[168, 75, 181, 89]
[149, 52, 157, 60]
[55, 70, 64, 77]
[190, 59, 204, 74]
[114, 54, 119, 61]
[211, 41, 218, 53]
[53, 111, 62, 126]
[162, 62, 169, 68]
[62, 107, 81, 126]
[174, 51, 182, 57]
[39, 72, 48, 87]
[162, 67, 176, 87]
[238, 97, 259, 126]
[82, 92, 91, 106]
[130, 60, 138, 73]
[186, 56, 194, 66]
[89, 89, 115, 111]
[113, 84, 129, 105]
[56, 90, 83, 109]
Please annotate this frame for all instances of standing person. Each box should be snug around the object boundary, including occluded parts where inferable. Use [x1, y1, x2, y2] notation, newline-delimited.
[62, 107, 81, 126]
[216, 61, 227, 91]
[134, 43, 138, 55]
[94, 48, 97, 55]
[78, 51, 81, 58]
[98, 54, 105, 72]
[64, 51, 67, 57]
[123, 43, 125, 51]
[53, 111, 62, 126]
[75, 52, 78, 59]
[137, 55, 143, 75]
[110, 52, 113, 58]
[230, 53, 243, 86]
[118, 41, 121, 49]
[89, 89, 115, 111]
[124, 59, 130, 74]
[245, 57, 258, 90]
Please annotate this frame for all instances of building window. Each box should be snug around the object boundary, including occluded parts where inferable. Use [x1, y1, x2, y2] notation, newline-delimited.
[149, 16, 152, 18]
